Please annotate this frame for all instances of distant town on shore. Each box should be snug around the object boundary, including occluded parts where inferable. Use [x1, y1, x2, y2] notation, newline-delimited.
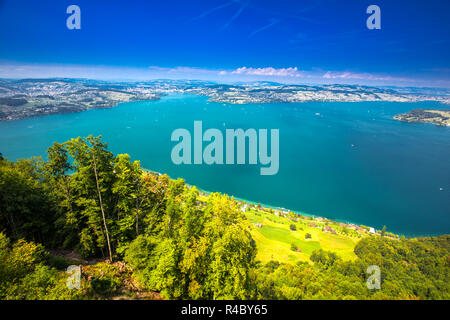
[1, 78, 449, 121]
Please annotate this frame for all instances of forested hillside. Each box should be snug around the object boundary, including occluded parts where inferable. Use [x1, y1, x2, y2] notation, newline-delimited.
[0, 137, 448, 300]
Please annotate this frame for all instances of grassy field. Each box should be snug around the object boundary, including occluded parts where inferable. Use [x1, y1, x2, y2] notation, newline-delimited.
[245, 209, 359, 264]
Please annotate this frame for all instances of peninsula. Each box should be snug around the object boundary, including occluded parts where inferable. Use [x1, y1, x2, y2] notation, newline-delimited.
[393, 109, 450, 126]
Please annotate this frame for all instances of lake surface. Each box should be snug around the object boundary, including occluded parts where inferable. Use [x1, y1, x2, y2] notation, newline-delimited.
[0, 93, 449, 236]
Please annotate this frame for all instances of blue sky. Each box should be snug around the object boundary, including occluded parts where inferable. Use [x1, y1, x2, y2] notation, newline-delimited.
[0, 0, 449, 87]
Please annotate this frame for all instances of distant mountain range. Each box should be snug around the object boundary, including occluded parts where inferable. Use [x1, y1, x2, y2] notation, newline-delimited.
[1, 78, 449, 121]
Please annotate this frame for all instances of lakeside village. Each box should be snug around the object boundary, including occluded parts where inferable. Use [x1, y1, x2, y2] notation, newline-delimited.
[146, 168, 396, 240]
[235, 201, 394, 237]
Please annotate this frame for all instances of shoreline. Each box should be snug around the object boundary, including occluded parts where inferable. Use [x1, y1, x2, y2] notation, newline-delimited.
[2, 81, 449, 122]
[142, 167, 444, 239]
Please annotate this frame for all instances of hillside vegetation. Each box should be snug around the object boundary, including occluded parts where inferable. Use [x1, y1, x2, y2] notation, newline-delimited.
[0, 137, 448, 300]
[246, 209, 358, 263]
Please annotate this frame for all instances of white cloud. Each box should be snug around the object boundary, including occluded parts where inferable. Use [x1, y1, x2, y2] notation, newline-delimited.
[230, 66, 302, 77]
[1, 62, 448, 87]
[148, 66, 214, 74]
[322, 71, 413, 83]
[0, 63, 223, 81]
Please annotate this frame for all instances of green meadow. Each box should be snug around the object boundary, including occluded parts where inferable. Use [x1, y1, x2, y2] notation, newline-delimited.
[245, 209, 359, 264]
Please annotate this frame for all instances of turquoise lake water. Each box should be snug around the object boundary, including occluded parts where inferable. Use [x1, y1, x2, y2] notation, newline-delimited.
[0, 93, 449, 236]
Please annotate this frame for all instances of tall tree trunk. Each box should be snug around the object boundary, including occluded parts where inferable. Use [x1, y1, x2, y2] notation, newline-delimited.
[135, 195, 139, 237]
[64, 176, 72, 212]
[61, 175, 74, 215]
[135, 178, 143, 237]
[6, 210, 18, 238]
[92, 151, 113, 262]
